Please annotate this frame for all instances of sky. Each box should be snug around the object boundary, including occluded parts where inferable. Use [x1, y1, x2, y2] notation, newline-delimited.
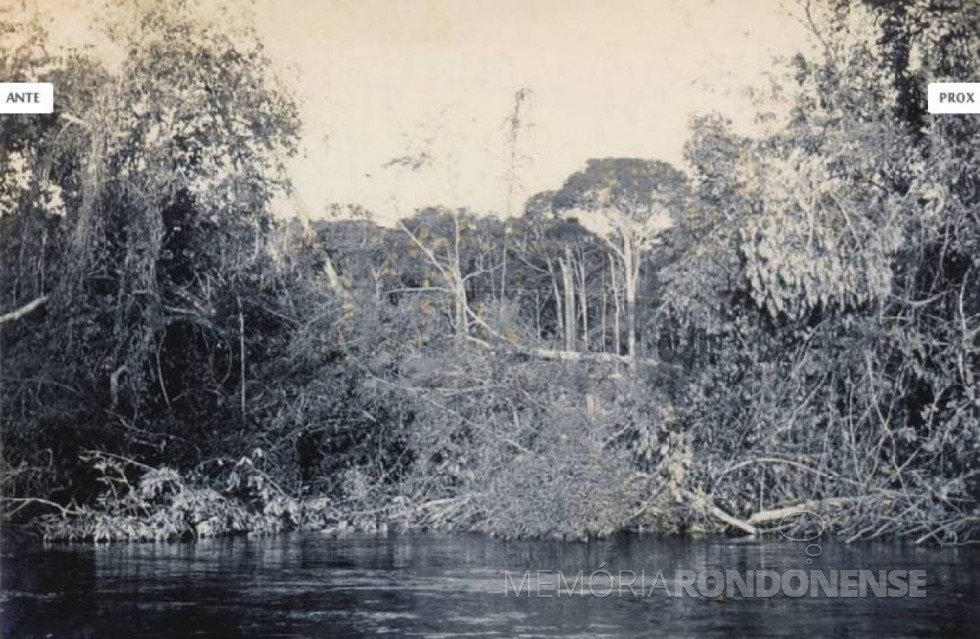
[16, 0, 817, 223]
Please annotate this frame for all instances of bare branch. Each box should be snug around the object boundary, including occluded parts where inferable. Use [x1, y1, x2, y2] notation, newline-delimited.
[0, 295, 48, 325]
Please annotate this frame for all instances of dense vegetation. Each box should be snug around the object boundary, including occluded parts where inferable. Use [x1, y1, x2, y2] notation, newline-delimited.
[1, 0, 978, 545]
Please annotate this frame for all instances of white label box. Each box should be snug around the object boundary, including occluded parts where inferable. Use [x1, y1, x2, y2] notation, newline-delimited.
[928, 83, 980, 114]
[0, 83, 54, 114]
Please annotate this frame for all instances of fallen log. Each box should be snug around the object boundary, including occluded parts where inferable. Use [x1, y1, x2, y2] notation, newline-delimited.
[680, 489, 759, 536]
[707, 503, 759, 536]
[525, 347, 659, 367]
[747, 497, 865, 526]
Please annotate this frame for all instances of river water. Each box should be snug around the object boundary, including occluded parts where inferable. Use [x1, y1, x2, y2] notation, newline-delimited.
[2, 531, 978, 637]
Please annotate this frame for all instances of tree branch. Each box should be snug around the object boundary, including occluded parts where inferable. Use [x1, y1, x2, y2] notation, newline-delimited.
[0, 296, 48, 325]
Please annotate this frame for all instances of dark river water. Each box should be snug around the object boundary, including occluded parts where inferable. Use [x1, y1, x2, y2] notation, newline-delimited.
[1, 531, 978, 637]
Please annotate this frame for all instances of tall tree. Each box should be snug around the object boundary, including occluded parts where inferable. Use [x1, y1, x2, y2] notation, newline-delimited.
[554, 158, 686, 368]
[0, 0, 300, 495]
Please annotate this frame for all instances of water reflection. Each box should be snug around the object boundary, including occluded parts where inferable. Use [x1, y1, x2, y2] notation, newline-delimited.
[2, 532, 978, 637]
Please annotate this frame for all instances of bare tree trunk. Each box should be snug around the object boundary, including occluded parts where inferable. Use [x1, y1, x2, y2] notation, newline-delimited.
[452, 215, 468, 343]
[577, 251, 588, 351]
[500, 235, 507, 302]
[401, 215, 470, 344]
[622, 237, 638, 372]
[560, 249, 576, 352]
[547, 258, 564, 347]
[625, 295, 637, 370]
[238, 296, 246, 417]
[600, 263, 607, 353]
[502, 89, 530, 301]
[535, 289, 542, 338]
[610, 253, 621, 358]
[109, 364, 127, 410]
[372, 268, 382, 304]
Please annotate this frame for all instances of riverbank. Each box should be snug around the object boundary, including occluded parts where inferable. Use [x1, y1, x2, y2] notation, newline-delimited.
[6, 449, 974, 547]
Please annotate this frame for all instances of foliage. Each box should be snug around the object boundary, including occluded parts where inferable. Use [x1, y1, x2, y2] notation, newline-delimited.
[1, 1, 300, 500]
[4, 0, 980, 546]
[37, 451, 334, 542]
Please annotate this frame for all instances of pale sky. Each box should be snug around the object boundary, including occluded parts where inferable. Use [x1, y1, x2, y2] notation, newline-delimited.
[16, 0, 817, 223]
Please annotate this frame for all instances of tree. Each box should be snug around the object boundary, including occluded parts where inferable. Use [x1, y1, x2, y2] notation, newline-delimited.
[554, 158, 687, 369]
[0, 0, 300, 497]
[652, 0, 980, 544]
[398, 207, 505, 345]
